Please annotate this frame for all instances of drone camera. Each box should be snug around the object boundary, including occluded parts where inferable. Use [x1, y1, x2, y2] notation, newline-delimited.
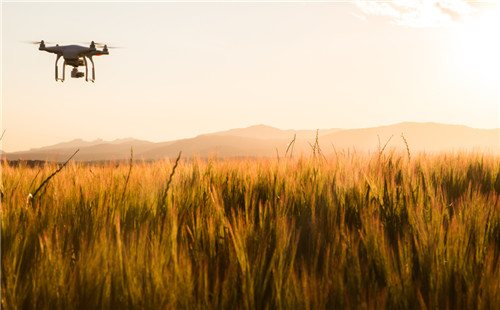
[71, 68, 85, 78]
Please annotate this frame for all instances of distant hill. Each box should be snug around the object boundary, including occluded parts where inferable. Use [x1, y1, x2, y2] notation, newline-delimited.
[3, 122, 499, 162]
[6, 139, 160, 162]
[32, 138, 106, 151]
[320, 122, 500, 153]
[28, 138, 141, 152]
[206, 124, 342, 140]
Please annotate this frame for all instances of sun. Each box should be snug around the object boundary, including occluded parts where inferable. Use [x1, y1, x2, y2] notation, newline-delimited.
[452, 7, 500, 84]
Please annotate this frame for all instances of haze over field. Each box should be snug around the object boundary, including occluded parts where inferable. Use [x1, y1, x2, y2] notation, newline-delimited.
[1, 1, 499, 153]
[4, 122, 499, 161]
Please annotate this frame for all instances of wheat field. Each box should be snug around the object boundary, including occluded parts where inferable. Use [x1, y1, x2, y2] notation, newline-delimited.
[1, 150, 500, 309]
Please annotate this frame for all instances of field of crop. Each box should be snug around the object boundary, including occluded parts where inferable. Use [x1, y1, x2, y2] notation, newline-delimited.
[1, 150, 500, 309]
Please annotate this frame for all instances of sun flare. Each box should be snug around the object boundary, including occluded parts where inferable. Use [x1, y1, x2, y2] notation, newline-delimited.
[452, 8, 500, 84]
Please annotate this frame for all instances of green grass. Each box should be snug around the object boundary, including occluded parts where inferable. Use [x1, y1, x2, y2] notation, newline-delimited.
[1, 151, 500, 309]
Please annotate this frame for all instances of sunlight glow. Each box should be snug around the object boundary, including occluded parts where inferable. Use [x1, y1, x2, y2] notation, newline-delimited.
[355, 0, 476, 28]
[452, 9, 499, 84]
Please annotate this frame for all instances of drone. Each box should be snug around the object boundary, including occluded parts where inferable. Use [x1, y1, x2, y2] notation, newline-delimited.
[31, 40, 112, 82]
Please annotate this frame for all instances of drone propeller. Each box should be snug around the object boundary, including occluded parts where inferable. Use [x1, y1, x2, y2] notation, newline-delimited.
[80, 41, 123, 49]
[24, 40, 53, 45]
[95, 43, 123, 49]
[99, 44, 123, 49]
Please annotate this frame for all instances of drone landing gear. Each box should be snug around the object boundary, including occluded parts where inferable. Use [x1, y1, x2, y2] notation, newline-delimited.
[54, 56, 96, 82]
[55, 55, 65, 82]
[84, 56, 96, 83]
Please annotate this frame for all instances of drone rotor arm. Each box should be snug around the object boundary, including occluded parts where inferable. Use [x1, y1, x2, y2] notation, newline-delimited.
[88, 49, 109, 56]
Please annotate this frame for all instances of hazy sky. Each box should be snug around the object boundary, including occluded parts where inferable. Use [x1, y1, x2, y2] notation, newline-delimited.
[1, 0, 499, 152]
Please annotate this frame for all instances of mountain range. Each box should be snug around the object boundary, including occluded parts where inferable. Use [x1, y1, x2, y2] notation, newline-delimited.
[3, 122, 499, 162]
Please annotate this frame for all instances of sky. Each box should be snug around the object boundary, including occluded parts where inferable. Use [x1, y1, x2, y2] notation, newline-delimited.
[1, 0, 499, 152]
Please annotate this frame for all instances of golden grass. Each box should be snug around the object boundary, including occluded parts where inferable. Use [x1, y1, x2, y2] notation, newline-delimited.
[1, 151, 500, 309]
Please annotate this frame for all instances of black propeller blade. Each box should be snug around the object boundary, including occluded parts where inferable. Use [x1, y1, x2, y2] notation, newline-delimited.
[96, 44, 123, 49]
[24, 40, 53, 45]
[80, 41, 123, 49]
